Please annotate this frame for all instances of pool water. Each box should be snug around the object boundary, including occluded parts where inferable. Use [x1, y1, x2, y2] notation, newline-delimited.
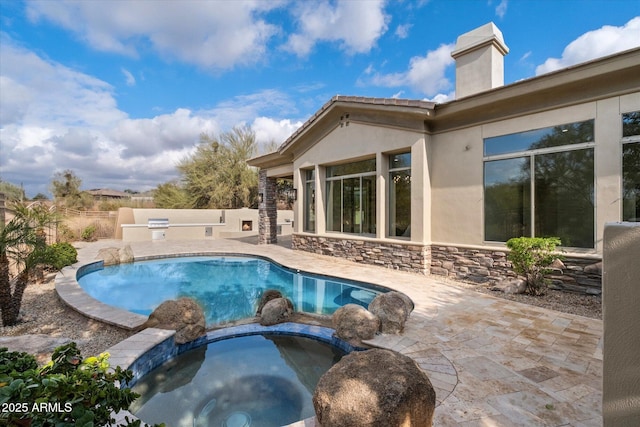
[129, 334, 346, 427]
[78, 256, 382, 326]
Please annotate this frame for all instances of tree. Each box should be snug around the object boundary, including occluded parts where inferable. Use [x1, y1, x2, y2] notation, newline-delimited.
[50, 170, 94, 210]
[0, 180, 25, 202]
[0, 203, 58, 326]
[155, 126, 259, 209]
[50, 169, 82, 200]
[153, 181, 191, 209]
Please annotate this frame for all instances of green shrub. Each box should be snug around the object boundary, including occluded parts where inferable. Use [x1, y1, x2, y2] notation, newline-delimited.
[81, 224, 97, 241]
[506, 237, 563, 295]
[45, 242, 78, 270]
[0, 343, 162, 426]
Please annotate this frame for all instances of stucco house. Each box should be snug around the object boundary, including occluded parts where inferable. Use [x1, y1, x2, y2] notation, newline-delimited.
[248, 23, 640, 293]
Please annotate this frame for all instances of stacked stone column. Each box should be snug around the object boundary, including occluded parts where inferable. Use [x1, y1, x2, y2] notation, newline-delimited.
[258, 170, 278, 244]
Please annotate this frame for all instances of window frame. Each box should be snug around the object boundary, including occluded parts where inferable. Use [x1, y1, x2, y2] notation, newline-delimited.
[325, 159, 377, 236]
[388, 152, 411, 239]
[303, 169, 316, 232]
[622, 111, 640, 222]
[483, 120, 596, 248]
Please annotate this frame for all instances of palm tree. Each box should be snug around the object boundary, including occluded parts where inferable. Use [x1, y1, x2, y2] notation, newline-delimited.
[0, 203, 58, 326]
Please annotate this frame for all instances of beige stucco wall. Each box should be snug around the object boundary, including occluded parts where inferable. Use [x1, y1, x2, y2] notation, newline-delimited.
[119, 208, 293, 241]
[429, 92, 640, 255]
[286, 90, 638, 257]
[603, 222, 640, 426]
[455, 45, 505, 98]
[293, 121, 427, 243]
[430, 125, 484, 246]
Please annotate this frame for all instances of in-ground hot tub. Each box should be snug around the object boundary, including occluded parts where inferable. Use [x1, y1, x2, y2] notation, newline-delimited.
[125, 324, 359, 427]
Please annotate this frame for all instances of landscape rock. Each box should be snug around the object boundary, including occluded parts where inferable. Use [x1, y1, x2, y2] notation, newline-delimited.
[256, 289, 284, 315]
[259, 297, 294, 326]
[368, 291, 413, 334]
[313, 348, 436, 427]
[143, 298, 206, 344]
[119, 245, 134, 264]
[332, 304, 380, 346]
[584, 262, 602, 275]
[96, 247, 120, 266]
[491, 277, 527, 294]
[96, 245, 134, 266]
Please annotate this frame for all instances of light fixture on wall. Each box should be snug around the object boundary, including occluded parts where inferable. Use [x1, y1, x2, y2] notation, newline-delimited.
[258, 192, 264, 203]
[285, 188, 297, 201]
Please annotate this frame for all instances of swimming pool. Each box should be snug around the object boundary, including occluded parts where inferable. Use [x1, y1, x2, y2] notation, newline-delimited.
[77, 255, 387, 326]
[128, 332, 348, 427]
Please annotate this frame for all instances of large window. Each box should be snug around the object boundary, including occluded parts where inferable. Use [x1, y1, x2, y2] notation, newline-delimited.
[389, 152, 411, 238]
[326, 159, 376, 235]
[304, 169, 316, 232]
[623, 111, 640, 222]
[484, 120, 595, 248]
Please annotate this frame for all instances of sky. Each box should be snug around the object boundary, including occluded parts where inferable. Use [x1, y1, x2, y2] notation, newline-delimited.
[1, 0, 639, 198]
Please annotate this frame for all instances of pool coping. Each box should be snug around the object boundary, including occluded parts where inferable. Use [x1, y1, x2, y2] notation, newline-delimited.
[56, 251, 394, 331]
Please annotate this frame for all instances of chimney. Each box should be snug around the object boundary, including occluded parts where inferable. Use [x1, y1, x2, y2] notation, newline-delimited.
[451, 22, 509, 99]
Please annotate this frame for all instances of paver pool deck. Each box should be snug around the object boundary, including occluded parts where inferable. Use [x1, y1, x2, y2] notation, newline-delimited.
[57, 237, 603, 426]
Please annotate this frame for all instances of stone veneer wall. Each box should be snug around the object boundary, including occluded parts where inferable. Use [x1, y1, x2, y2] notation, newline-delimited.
[258, 170, 278, 244]
[291, 235, 430, 274]
[292, 234, 602, 295]
[430, 245, 602, 295]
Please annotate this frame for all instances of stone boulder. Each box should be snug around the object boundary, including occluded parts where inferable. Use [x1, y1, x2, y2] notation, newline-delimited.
[96, 245, 134, 266]
[490, 277, 527, 294]
[143, 298, 206, 344]
[256, 289, 284, 315]
[259, 297, 294, 326]
[585, 261, 602, 275]
[313, 348, 436, 427]
[119, 245, 134, 264]
[332, 304, 380, 346]
[368, 291, 413, 334]
[96, 247, 120, 266]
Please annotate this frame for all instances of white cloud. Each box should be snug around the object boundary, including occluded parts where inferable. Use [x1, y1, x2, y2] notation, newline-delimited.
[495, 0, 508, 19]
[108, 109, 217, 158]
[426, 92, 454, 103]
[536, 16, 640, 75]
[252, 117, 303, 151]
[25, 0, 283, 70]
[395, 24, 412, 39]
[121, 68, 136, 86]
[0, 36, 124, 129]
[366, 43, 455, 97]
[0, 36, 306, 196]
[284, 0, 389, 56]
[520, 51, 532, 61]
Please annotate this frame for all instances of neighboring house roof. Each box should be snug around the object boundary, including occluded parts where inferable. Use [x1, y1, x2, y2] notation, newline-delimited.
[86, 189, 131, 198]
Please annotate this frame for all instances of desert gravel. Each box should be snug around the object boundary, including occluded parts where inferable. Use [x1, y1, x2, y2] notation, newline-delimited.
[0, 272, 134, 360]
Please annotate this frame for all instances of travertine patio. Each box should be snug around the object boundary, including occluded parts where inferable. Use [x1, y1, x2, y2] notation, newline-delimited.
[57, 237, 602, 426]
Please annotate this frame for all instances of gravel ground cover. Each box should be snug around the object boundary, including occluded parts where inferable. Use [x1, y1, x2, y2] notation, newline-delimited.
[457, 281, 602, 319]
[1, 270, 601, 363]
[0, 273, 134, 360]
